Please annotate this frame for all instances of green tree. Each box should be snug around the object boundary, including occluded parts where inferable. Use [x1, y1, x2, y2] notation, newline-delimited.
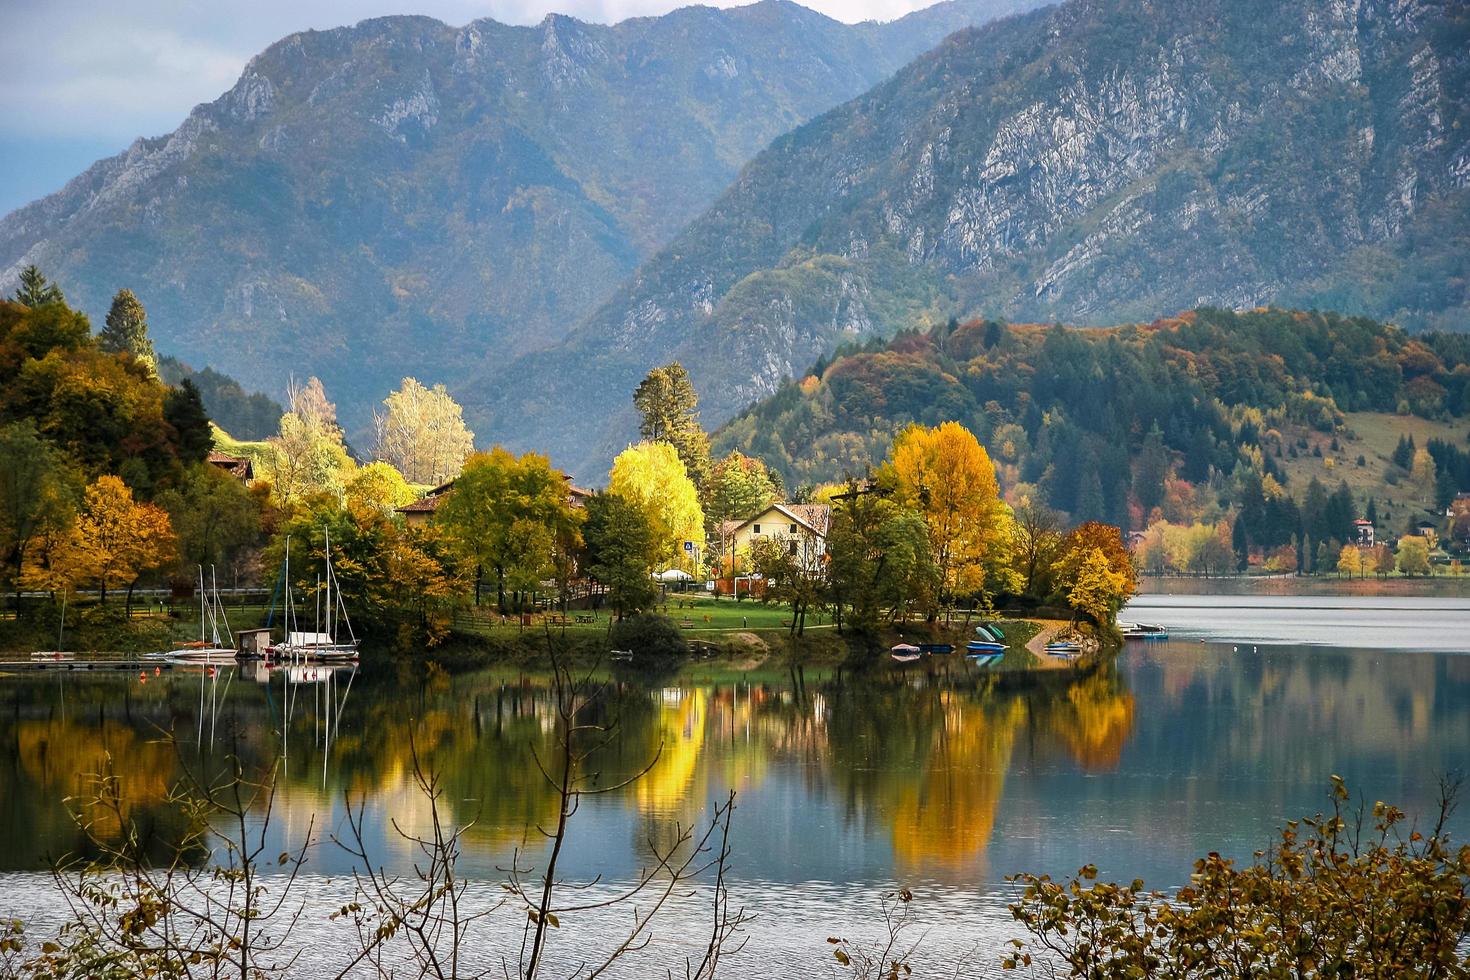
[582, 492, 658, 620]
[1396, 535, 1432, 577]
[11, 265, 64, 307]
[749, 535, 825, 636]
[163, 379, 213, 464]
[704, 451, 781, 529]
[438, 448, 578, 612]
[826, 490, 935, 634]
[156, 464, 260, 574]
[98, 289, 157, 374]
[1133, 423, 1169, 513]
[632, 363, 711, 488]
[0, 422, 78, 603]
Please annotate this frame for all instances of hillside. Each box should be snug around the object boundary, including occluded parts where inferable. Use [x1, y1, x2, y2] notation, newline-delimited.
[713, 307, 1470, 530]
[0, 0, 1044, 441]
[476, 0, 1470, 478]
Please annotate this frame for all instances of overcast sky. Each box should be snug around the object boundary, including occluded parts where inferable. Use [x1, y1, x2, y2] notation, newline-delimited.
[0, 0, 940, 217]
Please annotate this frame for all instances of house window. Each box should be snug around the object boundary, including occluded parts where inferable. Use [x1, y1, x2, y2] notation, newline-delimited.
[789, 523, 798, 534]
[752, 524, 760, 534]
[788, 540, 798, 555]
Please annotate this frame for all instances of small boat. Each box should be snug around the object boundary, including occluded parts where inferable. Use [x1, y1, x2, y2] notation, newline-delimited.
[166, 567, 236, 665]
[891, 643, 923, 663]
[610, 649, 634, 663]
[28, 650, 74, 661]
[980, 623, 1005, 640]
[919, 643, 954, 655]
[966, 639, 1005, 654]
[271, 528, 361, 662]
[1046, 642, 1081, 659]
[1119, 622, 1168, 640]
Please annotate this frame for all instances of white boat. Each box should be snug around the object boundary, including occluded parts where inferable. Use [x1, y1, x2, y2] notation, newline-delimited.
[890, 643, 923, 663]
[166, 567, 236, 665]
[271, 527, 360, 662]
[1119, 622, 1169, 640]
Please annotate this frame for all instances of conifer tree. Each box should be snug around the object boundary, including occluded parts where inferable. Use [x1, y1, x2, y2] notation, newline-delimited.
[164, 379, 213, 463]
[99, 288, 158, 374]
[632, 362, 711, 488]
[12, 265, 64, 307]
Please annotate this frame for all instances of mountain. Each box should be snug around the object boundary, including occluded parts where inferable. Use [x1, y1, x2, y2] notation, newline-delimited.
[477, 0, 1470, 479]
[716, 307, 1470, 528]
[0, 0, 1045, 440]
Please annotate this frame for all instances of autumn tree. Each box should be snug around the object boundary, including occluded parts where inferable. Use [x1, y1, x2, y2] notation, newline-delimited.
[1337, 543, 1375, 579]
[581, 492, 658, 620]
[607, 441, 705, 568]
[1396, 535, 1432, 577]
[373, 377, 475, 485]
[98, 289, 157, 375]
[345, 461, 417, 515]
[438, 448, 579, 612]
[64, 476, 175, 608]
[11, 265, 64, 307]
[266, 377, 354, 507]
[632, 363, 711, 488]
[885, 421, 1006, 617]
[1411, 448, 1438, 505]
[704, 451, 782, 529]
[1051, 522, 1137, 626]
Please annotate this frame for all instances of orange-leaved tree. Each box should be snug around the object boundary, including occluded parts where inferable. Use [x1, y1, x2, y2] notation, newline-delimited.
[1051, 521, 1137, 626]
[65, 475, 175, 608]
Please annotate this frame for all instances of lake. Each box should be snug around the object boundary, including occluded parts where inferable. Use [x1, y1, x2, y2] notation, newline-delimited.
[3, 594, 1470, 976]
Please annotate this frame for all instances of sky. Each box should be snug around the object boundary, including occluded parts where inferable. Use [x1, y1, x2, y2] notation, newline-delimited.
[0, 0, 941, 218]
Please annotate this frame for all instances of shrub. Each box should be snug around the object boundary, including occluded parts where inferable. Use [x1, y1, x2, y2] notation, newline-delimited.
[609, 613, 688, 666]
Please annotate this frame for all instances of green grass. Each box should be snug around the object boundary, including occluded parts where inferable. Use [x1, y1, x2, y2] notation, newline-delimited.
[1275, 411, 1467, 521]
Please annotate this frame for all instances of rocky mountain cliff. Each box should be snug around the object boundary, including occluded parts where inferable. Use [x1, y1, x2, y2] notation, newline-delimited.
[478, 0, 1469, 480]
[0, 0, 1043, 438]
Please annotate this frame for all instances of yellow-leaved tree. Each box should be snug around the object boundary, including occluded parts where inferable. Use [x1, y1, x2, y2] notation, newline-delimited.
[885, 421, 1005, 616]
[266, 377, 356, 507]
[36, 475, 176, 609]
[1062, 547, 1131, 625]
[373, 377, 476, 485]
[607, 442, 705, 568]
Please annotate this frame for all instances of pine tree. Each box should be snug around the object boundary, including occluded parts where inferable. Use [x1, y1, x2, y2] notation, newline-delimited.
[1232, 516, 1249, 572]
[632, 362, 710, 488]
[99, 289, 158, 374]
[1366, 497, 1378, 525]
[12, 265, 64, 307]
[164, 379, 214, 464]
[1133, 423, 1169, 512]
[1392, 434, 1416, 470]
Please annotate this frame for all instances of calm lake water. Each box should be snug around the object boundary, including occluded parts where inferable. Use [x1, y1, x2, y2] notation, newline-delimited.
[3, 594, 1470, 976]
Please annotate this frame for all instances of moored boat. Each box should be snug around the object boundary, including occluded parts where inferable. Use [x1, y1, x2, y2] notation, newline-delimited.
[891, 643, 923, 663]
[1119, 622, 1168, 640]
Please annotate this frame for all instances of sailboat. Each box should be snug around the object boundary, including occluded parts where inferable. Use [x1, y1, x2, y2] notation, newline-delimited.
[166, 566, 237, 665]
[273, 527, 360, 663]
[29, 593, 74, 661]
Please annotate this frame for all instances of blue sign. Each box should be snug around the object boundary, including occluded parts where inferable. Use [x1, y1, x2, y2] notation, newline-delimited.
[684, 541, 694, 552]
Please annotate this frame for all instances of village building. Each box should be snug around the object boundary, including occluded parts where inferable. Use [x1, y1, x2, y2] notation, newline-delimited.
[722, 503, 831, 566]
[396, 475, 591, 526]
[1353, 518, 1374, 548]
[206, 450, 254, 482]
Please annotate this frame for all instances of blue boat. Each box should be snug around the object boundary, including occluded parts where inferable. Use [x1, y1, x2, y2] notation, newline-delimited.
[966, 639, 1005, 654]
[919, 643, 955, 655]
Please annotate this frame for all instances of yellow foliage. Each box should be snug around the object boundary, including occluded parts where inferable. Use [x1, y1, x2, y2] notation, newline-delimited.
[608, 442, 705, 565]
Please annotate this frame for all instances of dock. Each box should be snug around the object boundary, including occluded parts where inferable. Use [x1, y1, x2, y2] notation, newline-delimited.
[0, 659, 175, 673]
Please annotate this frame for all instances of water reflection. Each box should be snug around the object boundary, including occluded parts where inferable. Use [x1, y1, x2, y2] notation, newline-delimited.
[3, 637, 1470, 893]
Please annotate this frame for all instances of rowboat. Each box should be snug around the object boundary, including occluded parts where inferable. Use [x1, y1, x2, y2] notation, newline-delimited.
[891, 643, 923, 663]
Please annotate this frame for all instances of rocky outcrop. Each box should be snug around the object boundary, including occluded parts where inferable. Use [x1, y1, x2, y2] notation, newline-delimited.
[475, 0, 1469, 479]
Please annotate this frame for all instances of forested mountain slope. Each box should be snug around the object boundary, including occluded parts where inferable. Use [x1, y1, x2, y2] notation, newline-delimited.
[479, 0, 1469, 478]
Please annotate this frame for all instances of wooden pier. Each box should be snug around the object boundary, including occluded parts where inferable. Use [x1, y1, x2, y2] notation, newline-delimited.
[0, 658, 174, 672]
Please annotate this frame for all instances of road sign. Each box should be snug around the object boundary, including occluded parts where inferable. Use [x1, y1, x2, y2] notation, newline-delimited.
[684, 541, 694, 552]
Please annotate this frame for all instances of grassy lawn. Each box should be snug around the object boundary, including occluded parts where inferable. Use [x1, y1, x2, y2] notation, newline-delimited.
[1275, 411, 1467, 525]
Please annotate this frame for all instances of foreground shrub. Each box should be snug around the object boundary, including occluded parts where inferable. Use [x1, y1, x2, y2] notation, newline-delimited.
[1005, 775, 1470, 977]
